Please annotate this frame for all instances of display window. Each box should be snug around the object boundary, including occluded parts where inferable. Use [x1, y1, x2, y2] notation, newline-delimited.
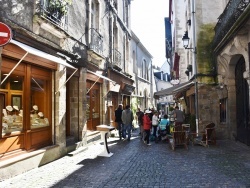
[1, 74, 24, 135]
[30, 77, 50, 129]
[1, 59, 52, 152]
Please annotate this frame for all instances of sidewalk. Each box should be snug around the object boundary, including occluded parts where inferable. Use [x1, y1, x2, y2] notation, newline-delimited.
[1, 128, 250, 188]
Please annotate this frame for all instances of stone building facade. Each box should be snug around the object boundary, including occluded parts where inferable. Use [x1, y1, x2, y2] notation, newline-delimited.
[130, 31, 153, 112]
[0, 0, 133, 180]
[166, 0, 250, 145]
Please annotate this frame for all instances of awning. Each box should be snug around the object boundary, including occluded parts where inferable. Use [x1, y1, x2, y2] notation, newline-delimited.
[1, 40, 78, 95]
[10, 40, 76, 69]
[87, 70, 116, 84]
[154, 81, 194, 98]
[87, 70, 117, 94]
[122, 82, 135, 94]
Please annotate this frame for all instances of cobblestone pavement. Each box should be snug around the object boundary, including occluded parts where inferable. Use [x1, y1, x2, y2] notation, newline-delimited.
[1, 128, 250, 188]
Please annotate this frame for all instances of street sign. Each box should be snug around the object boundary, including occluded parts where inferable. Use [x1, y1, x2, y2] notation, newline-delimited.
[0, 22, 12, 47]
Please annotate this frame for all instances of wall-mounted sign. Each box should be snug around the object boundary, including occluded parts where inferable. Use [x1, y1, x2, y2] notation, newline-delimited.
[0, 22, 12, 47]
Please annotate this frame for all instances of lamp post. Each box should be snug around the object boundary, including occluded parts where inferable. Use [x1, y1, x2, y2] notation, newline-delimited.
[182, 0, 199, 134]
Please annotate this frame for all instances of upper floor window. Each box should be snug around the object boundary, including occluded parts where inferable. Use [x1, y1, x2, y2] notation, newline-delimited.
[124, 0, 129, 27]
[91, 0, 100, 30]
[113, 0, 118, 10]
[40, 0, 72, 28]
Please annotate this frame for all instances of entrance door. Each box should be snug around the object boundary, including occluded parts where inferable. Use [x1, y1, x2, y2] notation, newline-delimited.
[86, 81, 100, 130]
[235, 56, 250, 145]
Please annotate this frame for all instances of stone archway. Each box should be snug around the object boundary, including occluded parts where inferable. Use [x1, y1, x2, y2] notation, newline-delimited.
[235, 56, 250, 145]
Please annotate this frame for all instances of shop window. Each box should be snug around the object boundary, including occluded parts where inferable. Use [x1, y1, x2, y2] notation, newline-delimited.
[30, 77, 50, 129]
[220, 98, 227, 123]
[1, 74, 24, 135]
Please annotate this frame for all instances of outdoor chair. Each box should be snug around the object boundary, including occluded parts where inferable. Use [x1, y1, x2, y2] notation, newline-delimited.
[193, 122, 216, 147]
[169, 127, 188, 151]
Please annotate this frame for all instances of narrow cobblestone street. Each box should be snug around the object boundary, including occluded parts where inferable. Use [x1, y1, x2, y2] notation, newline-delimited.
[1, 128, 250, 188]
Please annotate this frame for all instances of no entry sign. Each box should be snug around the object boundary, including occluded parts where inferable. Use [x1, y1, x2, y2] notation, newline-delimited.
[0, 22, 12, 47]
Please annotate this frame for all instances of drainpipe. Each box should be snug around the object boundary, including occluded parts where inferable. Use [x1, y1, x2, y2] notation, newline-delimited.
[191, 0, 199, 134]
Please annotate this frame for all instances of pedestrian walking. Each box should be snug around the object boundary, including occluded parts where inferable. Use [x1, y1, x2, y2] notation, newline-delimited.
[115, 104, 123, 140]
[121, 104, 134, 141]
[136, 107, 144, 138]
[143, 110, 152, 146]
[152, 111, 159, 139]
[173, 106, 185, 131]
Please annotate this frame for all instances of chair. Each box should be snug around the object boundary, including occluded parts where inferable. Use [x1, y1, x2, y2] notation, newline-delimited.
[193, 122, 216, 147]
[169, 127, 188, 151]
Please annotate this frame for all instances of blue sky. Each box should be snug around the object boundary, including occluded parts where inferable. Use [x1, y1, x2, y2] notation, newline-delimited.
[131, 0, 169, 68]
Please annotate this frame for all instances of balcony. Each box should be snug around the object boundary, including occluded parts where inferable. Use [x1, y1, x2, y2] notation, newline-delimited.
[112, 48, 122, 71]
[88, 28, 103, 55]
[213, 0, 250, 50]
[39, 0, 70, 29]
[87, 28, 104, 65]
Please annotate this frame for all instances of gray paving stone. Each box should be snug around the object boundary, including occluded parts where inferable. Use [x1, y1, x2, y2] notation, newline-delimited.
[1, 129, 250, 187]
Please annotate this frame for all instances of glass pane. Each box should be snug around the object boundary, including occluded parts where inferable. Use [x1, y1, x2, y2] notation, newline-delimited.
[1, 75, 24, 135]
[10, 76, 23, 90]
[0, 73, 8, 89]
[30, 77, 49, 129]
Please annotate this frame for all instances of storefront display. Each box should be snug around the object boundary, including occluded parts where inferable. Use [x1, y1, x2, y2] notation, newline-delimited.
[30, 105, 49, 129]
[2, 105, 23, 134]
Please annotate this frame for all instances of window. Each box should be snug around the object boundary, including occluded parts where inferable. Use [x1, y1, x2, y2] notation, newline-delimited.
[1, 74, 24, 135]
[30, 77, 50, 129]
[41, 0, 71, 28]
[220, 98, 227, 123]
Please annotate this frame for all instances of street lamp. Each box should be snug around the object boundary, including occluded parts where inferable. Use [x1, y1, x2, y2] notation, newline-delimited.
[182, 29, 199, 135]
[182, 31, 190, 49]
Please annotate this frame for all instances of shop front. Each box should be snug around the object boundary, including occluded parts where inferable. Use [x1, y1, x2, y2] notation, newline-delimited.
[0, 40, 77, 158]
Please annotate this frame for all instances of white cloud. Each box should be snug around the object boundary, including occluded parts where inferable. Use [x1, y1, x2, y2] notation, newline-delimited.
[131, 0, 169, 67]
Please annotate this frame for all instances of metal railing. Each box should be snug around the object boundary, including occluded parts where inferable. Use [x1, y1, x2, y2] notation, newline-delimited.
[89, 28, 103, 55]
[112, 48, 122, 69]
[213, 0, 250, 48]
[39, 0, 69, 29]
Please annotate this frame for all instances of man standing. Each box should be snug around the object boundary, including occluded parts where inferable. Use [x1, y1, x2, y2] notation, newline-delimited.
[173, 106, 185, 131]
[115, 104, 123, 140]
[121, 104, 134, 141]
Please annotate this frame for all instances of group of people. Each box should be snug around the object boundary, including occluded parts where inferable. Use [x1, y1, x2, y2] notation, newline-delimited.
[115, 104, 185, 146]
[115, 104, 134, 141]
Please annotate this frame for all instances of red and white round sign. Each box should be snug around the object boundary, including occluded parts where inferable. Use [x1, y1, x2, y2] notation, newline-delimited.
[0, 22, 12, 47]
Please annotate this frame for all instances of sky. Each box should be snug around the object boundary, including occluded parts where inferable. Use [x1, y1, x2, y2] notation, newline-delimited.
[131, 0, 169, 68]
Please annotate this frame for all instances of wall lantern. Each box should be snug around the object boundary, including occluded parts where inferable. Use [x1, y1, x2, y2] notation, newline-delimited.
[182, 31, 190, 49]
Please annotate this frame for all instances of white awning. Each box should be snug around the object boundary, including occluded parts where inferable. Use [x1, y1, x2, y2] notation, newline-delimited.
[87, 70, 116, 84]
[1, 40, 78, 95]
[87, 70, 117, 95]
[10, 40, 76, 69]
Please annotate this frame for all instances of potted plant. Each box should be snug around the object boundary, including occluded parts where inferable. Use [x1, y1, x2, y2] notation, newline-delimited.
[49, 0, 72, 20]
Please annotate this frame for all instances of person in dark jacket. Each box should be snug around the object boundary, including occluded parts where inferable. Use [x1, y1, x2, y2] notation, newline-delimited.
[121, 104, 134, 141]
[115, 104, 123, 140]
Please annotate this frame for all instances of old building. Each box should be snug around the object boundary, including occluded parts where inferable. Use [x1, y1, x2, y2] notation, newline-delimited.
[0, 0, 133, 180]
[213, 0, 250, 145]
[158, 0, 250, 146]
[130, 31, 153, 112]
